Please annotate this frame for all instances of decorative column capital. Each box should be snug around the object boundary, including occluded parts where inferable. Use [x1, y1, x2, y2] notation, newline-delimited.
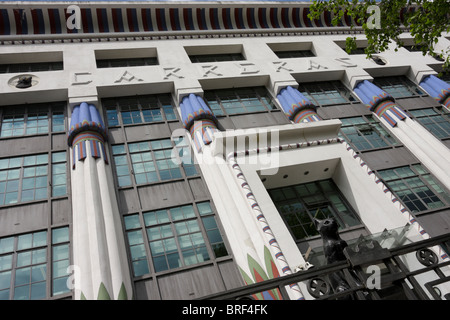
[420, 75, 450, 108]
[180, 93, 220, 152]
[354, 80, 408, 127]
[68, 102, 109, 168]
[277, 86, 321, 123]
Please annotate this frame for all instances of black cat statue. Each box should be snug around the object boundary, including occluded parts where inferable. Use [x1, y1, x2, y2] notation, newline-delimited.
[314, 217, 353, 299]
[16, 76, 33, 89]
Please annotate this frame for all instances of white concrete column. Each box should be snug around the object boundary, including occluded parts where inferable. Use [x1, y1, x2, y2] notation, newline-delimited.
[68, 102, 133, 300]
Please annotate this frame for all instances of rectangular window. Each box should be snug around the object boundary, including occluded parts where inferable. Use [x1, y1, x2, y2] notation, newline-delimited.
[0, 227, 70, 300]
[111, 145, 132, 187]
[297, 81, 358, 106]
[0, 102, 66, 138]
[0, 153, 67, 206]
[51, 227, 70, 296]
[189, 53, 245, 63]
[408, 108, 450, 139]
[51, 106, 65, 132]
[102, 94, 177, 127]
[204, 87, 276, 116]
[12, 231, 47, 300]
[198, 202, 228, 258]
[334, 40, 367, 55]
[347, 48, 366, 55]
[0, 62, 63, 74]
[403, 45, 423, 52]
[339, 115, 399, 151]
[274, 50, 315, 59]
[130, 139, 180, 184]
[373, 76, 425, 98]
[51, 152, 67, 197]
[96, 57, 158, 68]
[21, 154, 48, 203]
[173, 135, 197, 177]
[378, 165, 450, 213]
[111, 139, 196, 187]
[268, 180, 361, 241]
[123, 202, 227, 276]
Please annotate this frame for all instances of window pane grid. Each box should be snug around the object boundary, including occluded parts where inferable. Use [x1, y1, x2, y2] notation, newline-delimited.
[409, 108, 450, 139]
[378, 165, 449, 213]
[118, 138, 185, 185]
[339, 115, 398, 151]
[1, 153, 67, 206]
[51, 152, 67, 197]
[298, 81, 357, 106]
[373, 76, 425, 98]
[51, 109, 65, 132]
[204, 87, 276, 116]
[111, 145, 132, 187]
[96, 57, 158, 68]
[274, 50, 315, 59]
[189, 53, 245, 63]
[124, 202, 227, 276]
[3, 231, 48, 300]
[102, 94, 177, 127]
[0, 103, 66, 138]
[0, 228, 70, 300]
[269, 180, 361, 241]
[173, 136, 198, 177]
[0, 62, 63, 74]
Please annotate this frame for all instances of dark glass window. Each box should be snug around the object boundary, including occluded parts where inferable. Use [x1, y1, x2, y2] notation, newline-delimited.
[337, 45, 366, 55]
[0, 103, 66, 138]
[189, 53, 245, 63]
[373, 76, 425, 98]
[96, 57, 158, 68]
[348, 47, 366, 55]
[403, 45, 423, 52]
[339, 115, 399, 151]
[123, 202, 227, 276]
[297, 81, 358, 106]
[0, 152, 68, 206]
[268, 180, 361, 241]
[130, 139, 180, 184]
[102, 94, 177, 127]
[378, 165, 450, 213]
[408, 108, 450, 139]
[204, 87, 276, 116]
[0, 227, 70, 300]
[111, 138, 197, 187]
[274, 50, 315, 59]
[0, 62, 63, 74]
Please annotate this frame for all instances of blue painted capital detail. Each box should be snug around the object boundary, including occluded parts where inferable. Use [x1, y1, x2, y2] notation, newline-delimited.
[420, 75, 450, 108]
[277, 86, 321, 123]
[353, 80, 394, 110]
[354, 80, 408, 127]
[180, 94, 219, 151]
[68, 102, 109, 169]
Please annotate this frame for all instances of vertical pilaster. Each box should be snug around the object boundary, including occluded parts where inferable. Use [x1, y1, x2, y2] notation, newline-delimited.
[68, 102, 132, 300]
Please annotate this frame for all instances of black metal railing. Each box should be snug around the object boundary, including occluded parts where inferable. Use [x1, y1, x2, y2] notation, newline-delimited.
[199, 233, 450, 300]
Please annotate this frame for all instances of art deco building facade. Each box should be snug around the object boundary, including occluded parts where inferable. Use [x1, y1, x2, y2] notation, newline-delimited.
[0, 1, 449, 300]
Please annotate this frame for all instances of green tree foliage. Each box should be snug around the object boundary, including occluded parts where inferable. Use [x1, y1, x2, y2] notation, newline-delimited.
[309, 0, 450, 72]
